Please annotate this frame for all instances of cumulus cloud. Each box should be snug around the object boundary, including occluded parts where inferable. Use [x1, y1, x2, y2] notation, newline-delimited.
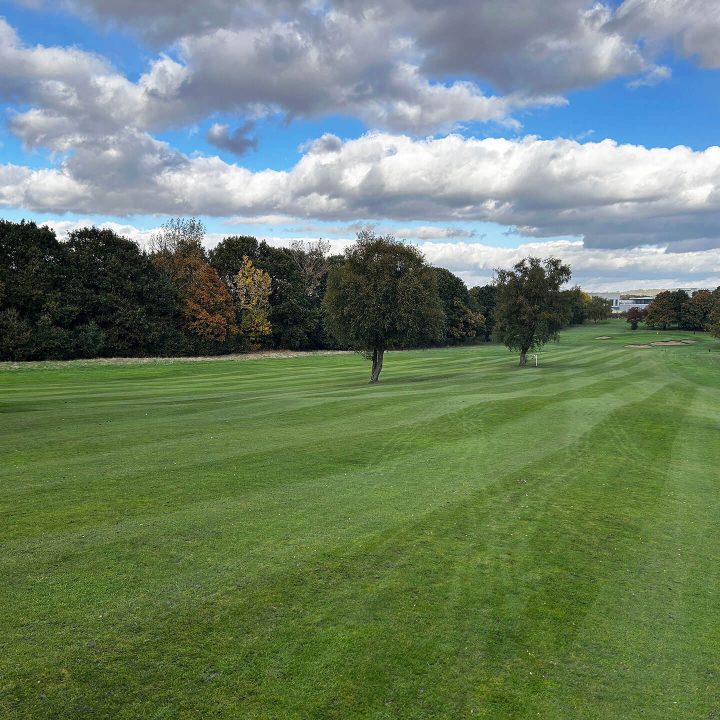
[403, 0, 652, 94]
[389, 226, 478, 240]
[0, 13, 556, 146]
[13, 0, 673, 94]
[4, 0, 718, 160]
[282, 222, 477, 240]
[4, 132, 720, 251]
[207, 121, 258, 156]
[417, 239, 720, 290]
[1, 3, 720, 266]
[48, 0, 311, 44]
[3, 0, 692, 148]
[616, 0, 720, 68]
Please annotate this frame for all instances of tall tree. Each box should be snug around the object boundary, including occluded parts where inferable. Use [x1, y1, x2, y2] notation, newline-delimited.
[563, 286, 592, 325]
[234, 256, 272, 346]
[0, 220, 67, 360]
[208, 235, 260, 285]
[689, 289, 715, 329]
[586, 296, 613, 323]
[645, 291, 679, 329]
[323, 231, 444, 383]
[151, 218, 238, 347]
[60, 227, 181, 357]
[210, 236, 326, 350]
[290, 239, 331, 298]
[709, 295, 720, 340]
[493, 256, 572, 366]
[469, 284, 498, 341]
[432, 267, 484, 343]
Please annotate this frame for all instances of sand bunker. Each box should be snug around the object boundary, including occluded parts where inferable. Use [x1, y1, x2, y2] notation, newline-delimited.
[595, 336, 612, 339]
[625, 339, 694, 349]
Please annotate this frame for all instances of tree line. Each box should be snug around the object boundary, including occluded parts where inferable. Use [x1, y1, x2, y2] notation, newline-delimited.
[3, 218, 717, 378]
[0, 219, 491, 363]
[626, 289, 720, 333]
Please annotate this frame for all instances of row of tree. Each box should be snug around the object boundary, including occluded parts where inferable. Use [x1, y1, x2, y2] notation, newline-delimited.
[0, 219, 492, 362]
[635, 289, 720, 332]
[5, 218, 714, 378]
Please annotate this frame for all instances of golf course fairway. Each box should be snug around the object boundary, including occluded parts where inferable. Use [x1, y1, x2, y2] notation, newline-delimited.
[2, 320, 719, 719]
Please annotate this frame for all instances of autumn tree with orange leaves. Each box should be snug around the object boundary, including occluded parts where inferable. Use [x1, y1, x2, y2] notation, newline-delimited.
[151, 218, 238, 345]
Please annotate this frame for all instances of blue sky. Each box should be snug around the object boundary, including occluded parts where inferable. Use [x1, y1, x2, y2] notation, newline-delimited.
[1, 0, 720, 289]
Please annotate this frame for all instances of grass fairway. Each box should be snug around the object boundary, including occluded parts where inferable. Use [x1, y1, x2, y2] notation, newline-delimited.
[2, 320, 720, 719]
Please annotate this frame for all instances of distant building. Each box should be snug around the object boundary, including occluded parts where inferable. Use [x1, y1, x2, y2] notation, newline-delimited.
[590, 288, 699, 314]
[593, 292, 620, 312]
[618, 296, 654, 313]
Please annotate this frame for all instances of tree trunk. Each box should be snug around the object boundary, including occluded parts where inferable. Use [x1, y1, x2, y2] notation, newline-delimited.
[370, 347, 384, 383]
[519, 349, 528, 367]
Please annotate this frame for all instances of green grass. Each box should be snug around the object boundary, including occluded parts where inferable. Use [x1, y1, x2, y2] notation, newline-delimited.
[2, 320, 720, 719]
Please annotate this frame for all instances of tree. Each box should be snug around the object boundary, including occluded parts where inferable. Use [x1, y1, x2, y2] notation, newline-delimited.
[210, 236, 327, 350]
[563, 286, 592, 325]
[469, 284, 497, 341]
[689, 289, 715, 329]
[208, 235, 260, 285]
[0, 220, 62, 322]
[678, 295, 704, 330]
[151, 218, 238, 347]
[0, 220, 66, 359]
[433, 267, 484, 343]
[645, 291, 678, 329]
[234, 256, 272, 345]
[290, 239, 331, 298]
[626, 307, 645, 330]
[149, 217, 206, 256]
[493, 256, 572, 366]
[322, 230, 444, 383]
[0, 308, 32, 360]
[586, 296, 613, 323]
[60, 227, 181, 357]
[709, 297, 720, 340]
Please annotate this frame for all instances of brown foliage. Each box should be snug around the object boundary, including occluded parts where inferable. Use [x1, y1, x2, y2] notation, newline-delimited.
[152, 219, 237, 344]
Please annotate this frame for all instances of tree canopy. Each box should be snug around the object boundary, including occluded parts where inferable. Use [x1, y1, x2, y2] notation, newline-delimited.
[586, 296, 613, 323]
[323, 231, 444, 382]
[432, 267, 485, 343]
[493, 256, 572, 366]
[626, 307, 645, 330]
[151, 219, 238, 348]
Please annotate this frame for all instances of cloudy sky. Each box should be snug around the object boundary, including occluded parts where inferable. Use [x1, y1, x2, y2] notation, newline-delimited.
[1, 0, 720, 290]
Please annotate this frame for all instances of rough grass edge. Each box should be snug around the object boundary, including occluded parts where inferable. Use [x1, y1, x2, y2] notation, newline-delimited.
[0, 350, 355, 371]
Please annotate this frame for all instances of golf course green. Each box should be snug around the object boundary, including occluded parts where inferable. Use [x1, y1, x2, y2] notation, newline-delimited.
[2, 320, 719, 719]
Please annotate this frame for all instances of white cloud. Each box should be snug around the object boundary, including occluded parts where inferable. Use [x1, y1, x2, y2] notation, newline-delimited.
[0, 0, 688, 150]
[13, 1, 670, 94]
[38, 218, 720, 291]
[0, 13, 550, 150]
[617, 0, 720, 68]
[4, 132, 720, 251]
[207, 121, 258, 156]
[416, 239, 720, 289]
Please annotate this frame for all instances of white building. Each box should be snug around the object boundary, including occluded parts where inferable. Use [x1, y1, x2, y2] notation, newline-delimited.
[618, 296, 654, 313]
[591, 289, 699, 314]
[593, 292, 620, 312]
